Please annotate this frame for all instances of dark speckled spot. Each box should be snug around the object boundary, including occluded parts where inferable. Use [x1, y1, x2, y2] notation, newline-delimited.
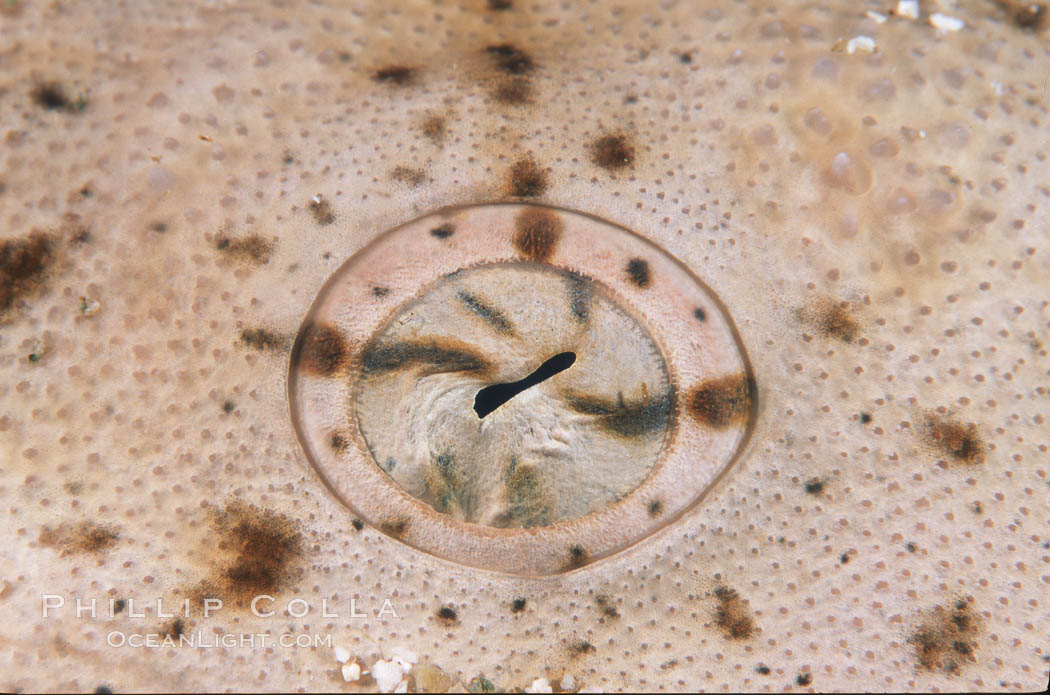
[485, 44, 535, 75]
[513, 208, 562, 262]
[590, 134, 636, 170]
[687, 373, 754, 429]
[567, 272, 592, 323]
[713, 586, 755, 640]
[564, 390, 671, 438]
[507, 158, 548, 197]
[625, 258, 651, 288]
[0, 231, 56, 312]
[923, 414, 985, 465]
[493, 78, 531, 105]
[361, 339, 491, 375]
[297, 322, 350, 377]
[457, 290, 514, 334]
[373, 65, 416, 85]
[567, 545, 589, 569]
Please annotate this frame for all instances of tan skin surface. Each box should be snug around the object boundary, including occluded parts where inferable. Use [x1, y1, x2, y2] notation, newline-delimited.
[1, 0, 1048, 692]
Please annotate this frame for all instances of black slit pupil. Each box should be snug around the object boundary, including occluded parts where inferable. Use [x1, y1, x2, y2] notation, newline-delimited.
[474, 352, 576, 418]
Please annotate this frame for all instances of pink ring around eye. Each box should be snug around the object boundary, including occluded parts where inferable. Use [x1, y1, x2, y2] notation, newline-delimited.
[288, 202, 757, 576]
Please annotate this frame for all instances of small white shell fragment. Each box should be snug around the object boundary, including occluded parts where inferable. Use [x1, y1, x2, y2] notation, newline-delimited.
[371, 660, 405, 693]
[846, 36, 876, 54]
[390, 646, 418, 673]
[578, 688, 604, 694]
[393, 681, 408, 694]
[525, 677, 553, 694]
[340, 662, 361, 682]
[929, 13, 964, 32]
[866, 10, 887, 23]
[896, 0, 920, 19]
[390, 646, 418, 663]
[560, 673, 577, 691]
[333, 646, 350, 664]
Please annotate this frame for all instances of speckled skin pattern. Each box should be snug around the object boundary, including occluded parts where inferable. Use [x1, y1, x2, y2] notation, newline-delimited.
[1, 0, 1048, 692]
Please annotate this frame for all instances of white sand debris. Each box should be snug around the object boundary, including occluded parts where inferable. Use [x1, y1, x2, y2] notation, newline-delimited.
[560, 673, 577, 691]
[866, 11, 887, 23]
[525, 677, 554, 694]
[389, 646, 418, 673]
[846, 36, 877, 54]
[371, 660, 406, 693]
[340, 662, 361, 682]
[929, 13, 964, 32]
[333, 646, 350, 664]
[896, 0, 920, 19]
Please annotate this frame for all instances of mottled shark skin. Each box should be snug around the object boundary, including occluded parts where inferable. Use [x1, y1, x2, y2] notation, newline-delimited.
[1, 0, 1048, 693]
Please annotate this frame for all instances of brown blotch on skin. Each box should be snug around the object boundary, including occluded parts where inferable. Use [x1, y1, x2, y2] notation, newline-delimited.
[492, 77, 531, 105]
[595, 594, 619, 619]
[625, 258, 651, 288]
[351, 519, 363, 531]
[590, 134, 636, 171]
[647, 499, 662, 517]
[909, 597, 981, 674]
[687, 373, 754, 429]
[436, 605, 459, 625]
[567, 272, 592, 323]
[923, 414, 986, 465]
[569, 640, 596, 657]
[361, 337, 491, 375]
[39, 521, 120, 556]
[430, 223, 454, 239]
[566, 545, 589, 569]
[995, 0, 1049, 30]
[391, 166, 426, 187]
[215, 233, 273, 265]
[487, 0, 513, 9]
[485, 44, 535, 75]
[196, 503, 304, 609]
[813, 299, 859, 343]
[712, 586, 755, 640]
[308, 198, 335, 226]
[420, 115, 447, 144]
[239, 327, 284, 351]
[329, 433, 347, 451]
[297, 322, 351, 377]
[510, 598, 527, 613]
[564, 390, 671, 438]
[513, 207, 562, 262]
[497, 462, 551, 528]
[803, 478, 825, 495]
[164, 618, 186, 639]
[507, 158, 548, 198]
[796, 672, 812, 686]
[379, 518, 409, 538]
[0, 231, 56, 313]
[30, 82, 86, 113]
[373, 65, 416, 85]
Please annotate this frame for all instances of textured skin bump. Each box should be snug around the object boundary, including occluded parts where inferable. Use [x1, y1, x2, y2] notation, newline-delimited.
[1, 1, 1048, 693]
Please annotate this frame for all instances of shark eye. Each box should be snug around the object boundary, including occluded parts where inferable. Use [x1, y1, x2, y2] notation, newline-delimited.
[289, 203, 756, 575]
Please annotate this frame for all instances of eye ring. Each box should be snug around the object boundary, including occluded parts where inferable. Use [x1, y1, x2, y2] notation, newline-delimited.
[288, 202, 757, 576]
